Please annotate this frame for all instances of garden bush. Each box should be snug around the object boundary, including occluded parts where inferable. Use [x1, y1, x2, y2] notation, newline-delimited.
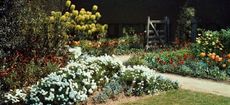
[0, 0, 69, 90]
[219, 29, 230, 53]
[176, 4, 195, 42]
[93, 80, 123, 104]
[194, 30, 223, 55]
[120, 65, 178, 96]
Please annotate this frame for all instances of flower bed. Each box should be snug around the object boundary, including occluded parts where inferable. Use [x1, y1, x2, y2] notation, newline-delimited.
[2, 47, 178, 104]
[127, 48, 230, 81]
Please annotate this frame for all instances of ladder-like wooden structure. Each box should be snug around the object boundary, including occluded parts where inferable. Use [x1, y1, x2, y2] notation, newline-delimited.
[145, 16, 170, 50]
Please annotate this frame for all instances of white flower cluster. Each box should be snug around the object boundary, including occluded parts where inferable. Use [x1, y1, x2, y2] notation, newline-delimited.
[120, 65, 159, 94]
[68, 46, 82, 59]
[122, 65, 157, 81]
[4, 89, 27, 104]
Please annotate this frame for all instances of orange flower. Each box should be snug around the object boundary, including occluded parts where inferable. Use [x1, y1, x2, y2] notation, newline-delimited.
[218, 57, 223, 62]
[227, 54, 230, 59]
[228, 59, 230, 63]
[200, 52, 206, 57]
[72, 41, 80, 46]
[210, 55, 216, 60]
[215, 56, 219, 62]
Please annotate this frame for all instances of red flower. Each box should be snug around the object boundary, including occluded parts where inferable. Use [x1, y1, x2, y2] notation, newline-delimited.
[169, 58, 173, 64]
[179, 61, 185, 65]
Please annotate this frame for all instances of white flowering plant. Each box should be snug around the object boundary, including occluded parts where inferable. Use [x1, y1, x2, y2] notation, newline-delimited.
[3, 89, 27, 104]
[120, 65, 178, 96]
[25, 47, 123, 105]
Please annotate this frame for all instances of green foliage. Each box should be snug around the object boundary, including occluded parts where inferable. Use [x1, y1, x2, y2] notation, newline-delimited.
[2, 60, 59, 90]
[219, 29, 230, 53]
[125, 54, 147, 66]
[154, 76, 179, 91]
[176, 5, 195, 42]
[0, 0, 67, 57]
[115, 35, 144, 54]
[93, 80, 123, 104]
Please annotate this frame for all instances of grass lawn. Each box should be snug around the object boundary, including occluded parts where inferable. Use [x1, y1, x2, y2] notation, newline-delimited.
[120, 90, 230, 105]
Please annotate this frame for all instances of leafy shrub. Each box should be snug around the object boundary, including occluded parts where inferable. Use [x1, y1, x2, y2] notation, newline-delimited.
[93, 80, 122, 104]
[195, 30, 224, 55]
[176, 4, 195, 42]
[219, 29, 230, 53]
[0, 0, 69, 91]
[154, 76, 179, 91]
[1, 57, 61, 90]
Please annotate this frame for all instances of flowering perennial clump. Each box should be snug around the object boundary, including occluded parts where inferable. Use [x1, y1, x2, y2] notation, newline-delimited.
[120, 65, 179, 96]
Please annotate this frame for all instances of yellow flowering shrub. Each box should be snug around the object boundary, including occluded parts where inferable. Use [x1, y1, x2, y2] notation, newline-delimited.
[49, 0, 107, 40]
[196, 31, 224, 55]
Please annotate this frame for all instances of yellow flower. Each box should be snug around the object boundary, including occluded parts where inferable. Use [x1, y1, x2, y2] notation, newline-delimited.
[60, 15, 67, 21]
[90, 15, 96, 20]
[75, 25, 81, 30]
[92, 5, 98, 11]
[95, 12, 101, 18]
[88, 30, 93, 35]
[85, 15, 90, 20]
[66, 0, 71, 7]
[87, 11, 92, 15]
[49, 16, 55, 23]
[64, 12, 70, 17]
[72, 10, 78, 16]
[70, 4, 76, 11]
[80, 8, 86, 14]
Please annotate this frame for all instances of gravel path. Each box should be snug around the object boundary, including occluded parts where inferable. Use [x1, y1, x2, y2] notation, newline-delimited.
[113, 55, 230, 97]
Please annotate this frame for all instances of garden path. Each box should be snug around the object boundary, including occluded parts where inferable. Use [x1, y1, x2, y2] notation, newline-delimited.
[113, 55, 230, 97]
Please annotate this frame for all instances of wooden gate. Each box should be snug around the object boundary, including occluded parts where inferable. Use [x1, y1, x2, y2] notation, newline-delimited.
[145, 16, 169, 50]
